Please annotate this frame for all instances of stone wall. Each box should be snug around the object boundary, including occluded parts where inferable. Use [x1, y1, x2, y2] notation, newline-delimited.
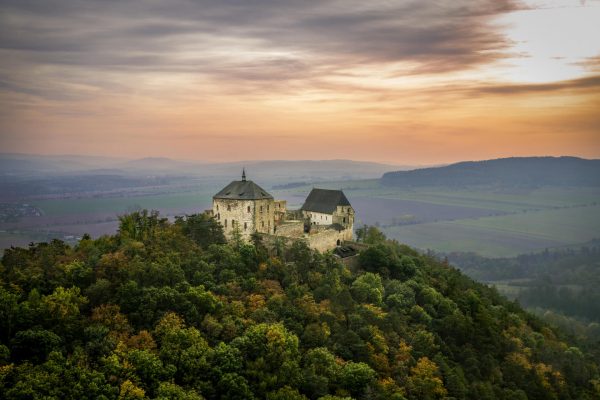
[213, 197, 275, 239]
[274, 220, 304, 237]
[274, 200, 287, 223]
[252, 198, 275, 235]
[213, 198, 257, 239]
[332, 205, 354, 230]
[307, 227, 353, 252]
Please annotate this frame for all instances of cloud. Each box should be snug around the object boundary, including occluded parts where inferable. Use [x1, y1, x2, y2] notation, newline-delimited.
[466, 75, 600, 95]
[0, 0, 524, 100]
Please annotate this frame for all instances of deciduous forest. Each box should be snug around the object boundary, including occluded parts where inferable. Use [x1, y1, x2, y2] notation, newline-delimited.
[1, 211, 599, 399]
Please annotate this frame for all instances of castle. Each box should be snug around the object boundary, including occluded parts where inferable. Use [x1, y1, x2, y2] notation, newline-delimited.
[211, 170, 354, 251]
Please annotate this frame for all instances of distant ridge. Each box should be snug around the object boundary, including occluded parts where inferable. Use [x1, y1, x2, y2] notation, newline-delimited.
[381, 156, 600, 187]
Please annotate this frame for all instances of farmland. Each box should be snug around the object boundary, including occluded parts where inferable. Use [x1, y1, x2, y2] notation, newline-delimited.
[0, 172, 599, 258]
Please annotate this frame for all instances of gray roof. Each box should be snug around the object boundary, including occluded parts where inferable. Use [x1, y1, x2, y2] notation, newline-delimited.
[301, 188, 351, 214]
[213, 180, 274, 200]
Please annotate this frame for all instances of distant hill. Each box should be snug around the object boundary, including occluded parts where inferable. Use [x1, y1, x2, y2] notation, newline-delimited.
[381, 156, 600, 187]
[1, 153, 409, 182]
[0, 153, 127, 175]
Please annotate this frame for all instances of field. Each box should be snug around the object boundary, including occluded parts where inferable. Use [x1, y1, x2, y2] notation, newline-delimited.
[33, 190, 216, 217]
[370, 189, 600, 257]
[1, 177, 599, 257]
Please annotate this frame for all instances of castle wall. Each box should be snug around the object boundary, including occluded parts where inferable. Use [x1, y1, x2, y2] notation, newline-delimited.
[274, 220, 304, 237]
[307, 227, 353, 252]
[332, 205, 354, 229]
[274, 200, 287, 224]
[252, 198, 275, 235]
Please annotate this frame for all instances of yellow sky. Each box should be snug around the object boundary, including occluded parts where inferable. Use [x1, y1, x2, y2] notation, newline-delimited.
[0, 0, 599, 165]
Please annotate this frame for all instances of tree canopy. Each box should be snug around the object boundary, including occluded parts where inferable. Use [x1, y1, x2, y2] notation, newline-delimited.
[0, 213, 598, 399]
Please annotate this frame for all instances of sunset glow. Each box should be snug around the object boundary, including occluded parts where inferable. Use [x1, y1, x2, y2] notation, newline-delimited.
[1, 0, 599, 164]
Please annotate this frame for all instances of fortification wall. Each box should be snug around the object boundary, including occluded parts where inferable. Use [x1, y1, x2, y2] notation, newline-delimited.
[307, 227, 353, 252]
[274, 220, 304, 237]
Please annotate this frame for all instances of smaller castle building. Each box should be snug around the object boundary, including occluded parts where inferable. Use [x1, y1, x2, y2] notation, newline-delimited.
[301, 188, 354, 230]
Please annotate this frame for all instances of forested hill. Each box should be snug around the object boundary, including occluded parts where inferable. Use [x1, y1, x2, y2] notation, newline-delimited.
[1, 212, 599, 399]
[381, 156, 600, 187]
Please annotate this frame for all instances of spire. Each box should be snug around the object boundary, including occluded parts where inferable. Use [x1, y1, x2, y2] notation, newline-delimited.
[242, 168, 246, 182]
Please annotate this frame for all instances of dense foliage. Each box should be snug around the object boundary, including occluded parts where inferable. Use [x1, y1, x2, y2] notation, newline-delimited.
[447, 242, 600, 324]
[1, 211, 599, 399]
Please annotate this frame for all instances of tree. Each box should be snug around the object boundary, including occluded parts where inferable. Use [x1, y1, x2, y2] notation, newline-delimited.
[351, 273, 384, 305]
[175, 213, 226, 249]
[407, 357, 447, 400]
[232, 323, 301, 396]
[340, 361, 376, 397]
[356, 225, 386, 245]
[118, 210, 168, 242]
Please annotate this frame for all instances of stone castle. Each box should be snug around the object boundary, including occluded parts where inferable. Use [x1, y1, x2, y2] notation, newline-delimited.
[210, 170, 354, 251]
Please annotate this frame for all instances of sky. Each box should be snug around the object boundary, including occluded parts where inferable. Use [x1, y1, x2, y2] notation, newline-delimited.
[0, 0, 599, 165]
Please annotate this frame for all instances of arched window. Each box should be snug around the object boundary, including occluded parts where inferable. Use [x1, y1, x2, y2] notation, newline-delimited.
[336, 239, 341, 246]
[227, 204, 231, 211]
[247, 206, 251, 213]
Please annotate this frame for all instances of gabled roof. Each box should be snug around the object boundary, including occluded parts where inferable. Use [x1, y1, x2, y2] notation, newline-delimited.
[301, 188, 351, 214]
[213, 180, 273, 200]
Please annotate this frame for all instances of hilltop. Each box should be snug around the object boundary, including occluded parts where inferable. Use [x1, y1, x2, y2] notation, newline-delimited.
[0, 212, 598, 399]
[381, 156, 600, 188]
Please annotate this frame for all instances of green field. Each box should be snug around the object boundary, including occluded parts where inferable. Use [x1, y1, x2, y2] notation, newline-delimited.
[383, 203, 600, 257]
[0, 231, 58, 249]
[3, 182, 600, 257]
[32, 190, 215, 217]
[350, 185, 600, 212]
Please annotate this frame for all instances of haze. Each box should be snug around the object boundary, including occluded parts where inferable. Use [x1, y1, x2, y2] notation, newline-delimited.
[1, 0, 599, 165]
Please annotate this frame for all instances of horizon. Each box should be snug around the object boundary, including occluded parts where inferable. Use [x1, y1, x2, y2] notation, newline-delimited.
[1, 0, 599, 165]
[2, 151, 599, 169]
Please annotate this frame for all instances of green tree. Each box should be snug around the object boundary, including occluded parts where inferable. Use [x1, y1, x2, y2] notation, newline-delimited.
[175, 213, 226, 249]
[351, 273, 384, 305]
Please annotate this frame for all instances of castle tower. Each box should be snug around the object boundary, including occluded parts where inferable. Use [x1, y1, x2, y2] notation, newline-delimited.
[212, 170, 275, 239]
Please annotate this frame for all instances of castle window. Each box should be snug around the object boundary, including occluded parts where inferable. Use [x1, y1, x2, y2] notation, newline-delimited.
[216, 205, 219, 211]
[217, 213, 220, 220]
[244, 222, 247, 230]
[247, 206, 251, 213]
[224, 219, 227, 227]
[267, 205, 270, 211]
[227, 205, 231, 211]
[261, 221, 264, 227]
[260, 206, 263, 212]
[343, 217, 346, 223]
